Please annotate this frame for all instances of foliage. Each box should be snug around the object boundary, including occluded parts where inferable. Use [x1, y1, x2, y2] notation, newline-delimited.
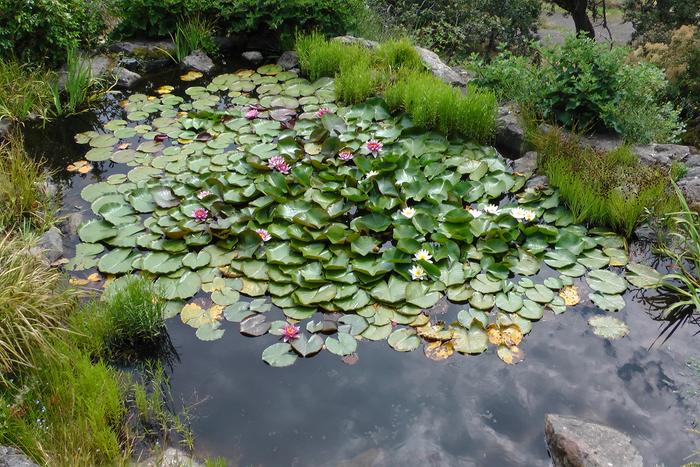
[112, 0, 367, 41]
[171, 16, 217, 63]
[51, 48, 96, 117]
[533, 127, 678, 236]
[631, 26, 700, 146]
[69, 65, 633, 366]
[0, 132, 57, 233]
[385, 70, 497, 141]
[296, 33, 373, 82]
[623, 0, 700, 42]
[366, 0, 541, 60]
[472, 35, 684, 144]
[0, 0, 105, 66]
[0, 235, 76, 385]
[0, 59, 55, 122]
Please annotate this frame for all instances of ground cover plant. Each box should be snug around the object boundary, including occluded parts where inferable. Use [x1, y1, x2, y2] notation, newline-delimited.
[296, 35, 498, 142]
[472, 35, 684, 144]
[66, 63, 639, 366]
[0, 59, 56, 122]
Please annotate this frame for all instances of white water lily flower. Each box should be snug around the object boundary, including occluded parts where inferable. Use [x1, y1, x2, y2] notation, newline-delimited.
[510, 207, 536, 221]
[409, 264, 427, 281]
[413, 249, 433, 263]
[401, 207, 416, 219]
[468, 208, 483, 218]
[483, 204, 500, 214]
[364, 170, 379, 180]
[523, 210, 537, 222]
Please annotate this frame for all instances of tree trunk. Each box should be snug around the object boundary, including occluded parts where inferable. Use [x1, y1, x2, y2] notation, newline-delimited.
[551, 0, 596, 39]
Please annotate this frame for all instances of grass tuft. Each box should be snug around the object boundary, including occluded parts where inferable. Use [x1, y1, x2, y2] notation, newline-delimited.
[0, 59, 55, 122]
[171, 16, 217, 63]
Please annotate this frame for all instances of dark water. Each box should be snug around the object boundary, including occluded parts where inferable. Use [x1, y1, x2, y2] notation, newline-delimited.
[24, 67, 700, 467]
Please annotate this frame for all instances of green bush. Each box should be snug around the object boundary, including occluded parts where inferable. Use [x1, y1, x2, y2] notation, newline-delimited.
[534, 127, 678, 236]
[0, 0, 105, 66]
[112, 0, 367, 41]
[296, 33, 373, 82]
[623, 0, 700, 42]
[367, 0, 541, 60]
[385, 70, 496, 142]
[335, 58, 378, 104]
[473, 35, 684, 144]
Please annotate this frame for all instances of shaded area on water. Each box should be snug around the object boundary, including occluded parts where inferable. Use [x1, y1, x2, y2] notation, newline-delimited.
[20, 64, 700, 467]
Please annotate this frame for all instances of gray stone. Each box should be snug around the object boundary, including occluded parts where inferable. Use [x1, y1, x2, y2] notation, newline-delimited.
[182, 50, 214, 73]
[113, 67, 142, 89]
[513, 151, 538, 175]
[415, 46, 466, 86]
[496, 105, 528, 157]
[632, 143, 698, 167]
[0, 445, 40, 467]
[63, 211, 85, 237]
[134, 447, 202, 467]
[332, 35, 378, 49]
[118, 57, 140, 72]
[0, 119, 11, 141]
[29, 227, 63, 264]
[545, 414, 643, 467]
[525, 174, 549, 190]
[277, 51, 299, 71]
[451, 65, 475, 85]
[109, 41, 174, 58]
[41, 179, 58, 198]
[241, 51, 264, 65]
[87, 55, 116, 78]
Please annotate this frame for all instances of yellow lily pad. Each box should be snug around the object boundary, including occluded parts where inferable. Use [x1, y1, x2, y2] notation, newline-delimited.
[180, 71, 203, 82]
[156, 85, 174, 94]
[559, 285, 580, 306]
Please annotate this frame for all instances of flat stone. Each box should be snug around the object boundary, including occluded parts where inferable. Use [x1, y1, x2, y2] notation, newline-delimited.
[109, 41, 174, 58]
[241, 51, 263, 65]
[632, 143, 698, 167]
[415, 46, 466, 86]
[0, 445, 40, 467]
[513, 151, 538, 175]
[525, 174, 549, 190]
[113, 67, 141, 89]
[277, 51, 299, 71]
[495, 105, 528, 157]
[29, 227, 63, 264]
[182, 50, 214, 73]
[133, 447, 202, 467]
[332, 35, 378, 49]
[545, 414, 643, 467]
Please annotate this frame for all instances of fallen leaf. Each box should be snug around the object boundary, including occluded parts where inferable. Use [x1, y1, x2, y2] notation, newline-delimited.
[424, 340, 454, 361]
[497, 345, 524, 365]
[146, 95, 156, 101]
[487, 323, 523, 347]
[87, 272, 102, 282]
[117, 143, 130, 150]
[50, 258, 69, 266]
[559, 285, 580, 306]
[156, 85, 174, 94]
[69, 277, 89, 286]
[120, 99, 129, 108]
[180, 71, 203, 81]
[341, 353, 359, 365]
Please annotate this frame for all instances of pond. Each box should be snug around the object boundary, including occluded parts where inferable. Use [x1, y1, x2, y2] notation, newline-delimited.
[24, 64, 700, 466]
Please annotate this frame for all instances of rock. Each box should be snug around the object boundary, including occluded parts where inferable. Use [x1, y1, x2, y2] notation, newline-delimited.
[134, 447, 202, 467]
[29, 227, 63, 264]
[277, 51, 299, 71]
[41, 179, 58, 198]
[451, 65, 475, 85]
[496, 105, 528, 157]
[525, 174, 548, 190]
[513, 151, 538, 175]
[87, 55, 116, 78]
[109, 41, 174, 58]
[212, 35, 244, 53]
[632, 143, 698, 167]
[544, 414, 643, 467]
[241, 51, 263, 65]
[414, 46, 467, 86]
[332, 36, 378, 49]
[118, 57, 141, 72]
[63, 211, 84, 237]
[182, 50, 214, 73]
[113, 67, 141, 89]
[0, 445, 40, 467]
[0, 119, 11, 141]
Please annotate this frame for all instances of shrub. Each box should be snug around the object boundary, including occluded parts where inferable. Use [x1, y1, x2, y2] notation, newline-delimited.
[0, 59, 55, 122]
[385, 70, 497, 142]
[473, 35, 684, 144]
[533, 127, 678, 236]
[0, 236, 75, 384]
[623, 0, 700, 43]
[0, 132, 57, 233]
[366, 0, 541, 60]
[0, 0, 105, 66]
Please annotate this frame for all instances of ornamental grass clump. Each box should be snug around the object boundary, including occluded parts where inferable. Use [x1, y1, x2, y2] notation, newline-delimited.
[534, 127, 678, 236]
[0, 235, 75, 384]
[296, 32, 372, 82]
[385, 70, 497, 142]
[0, 59, 55, 122]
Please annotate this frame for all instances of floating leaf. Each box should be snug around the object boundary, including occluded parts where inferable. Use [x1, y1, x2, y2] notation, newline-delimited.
[590, 292, 625, 312]
[262, 343, 297, 367]
[291, 334, 324, 357]
[325, 332, 357, 356]
[496, 345, 524, 364]
[625, 263, 663, 288]
[559, 285, 580, 306]
[388, 328, 421, 352]
[240, 314, 271, 336]
[586, 270, 627, 295]
[424, 340, 454, 361]
[588, 315, 629, 339]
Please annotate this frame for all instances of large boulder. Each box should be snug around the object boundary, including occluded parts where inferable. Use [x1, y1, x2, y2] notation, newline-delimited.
[277, 51, 299, 71]
[29, 227, 64, 264]
[545, 414, 643, 467]
[495, 105, 528, 157]
[182, 50, 214, 73]
[0, 446, 39, 467]
[113, 67, 142, 89]
[109, 41, 174, 58]
[332, 35, 378, 49]
[512, 151, 538, 175]
[133, 447, 202, 467]
[414, 47, 467, 86]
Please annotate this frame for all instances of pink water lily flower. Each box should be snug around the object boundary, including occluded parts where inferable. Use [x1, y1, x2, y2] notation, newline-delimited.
[193, 207, 208, 221]
[255, 228, 272, 242]
[338, 151, 354, 161]
[316, 107, 333, 118]
[281, 323, 300, 342]
[197, 190, 211, 199]
[245, 107, 259, 120]
[366, 139, 383, 154]
[267, 156, 291, 174]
